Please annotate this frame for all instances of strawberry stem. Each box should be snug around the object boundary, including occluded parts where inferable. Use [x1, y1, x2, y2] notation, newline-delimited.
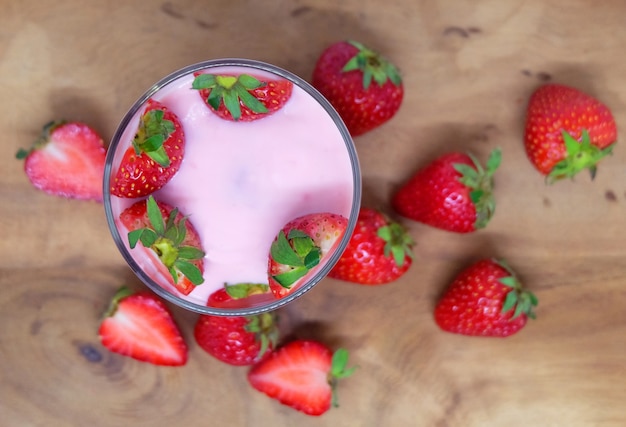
[192, 73, 269, 120]
[102, 286, 134, 318]
[495, 258, 538, 320]
[454, 148, 501, 230]
[343, 40, 402, 89]
[547, 129, 614, 183]
[127, 196, 205, 286]
[328, 348, 357, 408]
[270, 230, 321, 288]
[133, 109, 175, 168]
[376, 221, 415, 267]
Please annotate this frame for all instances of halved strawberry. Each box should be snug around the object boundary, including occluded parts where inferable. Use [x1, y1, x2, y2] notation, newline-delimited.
[268, 212, 348, 299]
[119, 195, 205, 295]
[16, 120, 106, 201]
[192, 72, 293, 121]
[247, 340, 355, 416]
[194, 284, 279, 366]
[98, 286, 188, 366]
[110, 99, 185, 198]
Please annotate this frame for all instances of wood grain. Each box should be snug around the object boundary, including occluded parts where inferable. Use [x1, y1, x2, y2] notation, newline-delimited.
[2, 0, 626, 426]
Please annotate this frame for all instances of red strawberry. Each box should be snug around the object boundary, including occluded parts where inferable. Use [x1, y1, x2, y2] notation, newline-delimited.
[434, 258, 538, 337]
[194, 284, 279, 366]
[312, 40, 403, 136]
[98, 286, 188, 366]
[392, 148, 501, 233]
[247, 340, 355, 416]
[268, 212, 348, 299]
[119, 195, 205, 296]
[329, 207, 414, 285]
[110, 99, 185, 198]
[16, 121, 106, 201]
[524, 83, 617, 182]
[192, 72, 293, 121]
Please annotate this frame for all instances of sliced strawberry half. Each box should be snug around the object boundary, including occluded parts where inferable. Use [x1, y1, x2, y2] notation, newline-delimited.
[192, 72, 293, 121]
[268, 212, 348, 299]
[119, 195, 205, 295]
[16, 120, 106, 201]
[98, 286, 188, 366]
[247, 340, 355, 416]
[110, 99, 185, 198]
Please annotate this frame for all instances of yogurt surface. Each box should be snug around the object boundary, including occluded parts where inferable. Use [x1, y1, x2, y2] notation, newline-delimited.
[108, 64, 357, 308]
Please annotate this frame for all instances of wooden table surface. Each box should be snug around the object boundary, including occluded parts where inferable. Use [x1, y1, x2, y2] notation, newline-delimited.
[3, 0, 626, 426]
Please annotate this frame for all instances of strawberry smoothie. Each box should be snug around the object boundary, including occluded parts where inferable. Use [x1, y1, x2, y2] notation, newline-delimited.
[104, 59, 361, 315]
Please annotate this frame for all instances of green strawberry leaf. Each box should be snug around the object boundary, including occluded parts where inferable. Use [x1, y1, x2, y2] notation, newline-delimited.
[146, 196, 165, 235]
[303, 247, 321, 269]
[501, 290, 519, 313]
[126, 196, 205, 287]
[133, 109, 174, 168]
[225, 283, 270, 299]
[343, 40, 402, 89]
[547, 129, 614, 183]
[177, 246, 205, 261]
[272, 266, 308, 288]
[377, 222, 415, 267]
[127, 229, 145, 249]
[270, 231, 305, 267]
[235, 84, 268, 114]
[192, 73, 216, 88]
[192, 73, 268, 120]
[174, 260, 204, 285]
[329, 348, 357, 408]
[223, 89, 242, 120]
[454, 148, 502, 230]
[138, 229, 158, 248]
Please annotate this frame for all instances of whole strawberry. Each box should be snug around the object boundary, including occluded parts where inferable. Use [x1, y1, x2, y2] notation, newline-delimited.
[98, 286, 188, 366]
[16, 120, 106, 201]
[192, 72, 293, 121]
[434, 258, 538, 337]
[312, 40, 403, 136]
[524, 83, 617, 182]
[194, 284, 279, 366]
[247, 340, 356, 416]
[329, 207, 414, 285]
[392, 148, 501, 233]
[119, 195, 205, 296]
[110, 99, 185, 198]
[268, 212, 348, 299]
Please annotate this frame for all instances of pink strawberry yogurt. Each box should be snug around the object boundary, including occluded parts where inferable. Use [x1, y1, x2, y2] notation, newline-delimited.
[104, 60, 361, 315]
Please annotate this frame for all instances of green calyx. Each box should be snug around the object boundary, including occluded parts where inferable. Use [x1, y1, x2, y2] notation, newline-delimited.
[220, 282, 277, 359]
[16, 120, 66, 159]
[245, 311, 279, 360]
[192, 73, 268, 120]
[547, 129, 614, 184]
[133, 109, 175, 168]
[127, 196, 205, 286]
[495, 259, 538, 320]
[102, 286, 134, 318]
[328, 348, 357, 408]
[270, 229, 321, 288]
[224, 282, 270, 299]
[342, 40, 402, 90]
[377, 221, 415, 267]
[454, 147, 502, 230]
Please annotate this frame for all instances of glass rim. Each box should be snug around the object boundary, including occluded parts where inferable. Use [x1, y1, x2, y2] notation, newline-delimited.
[103, 58, 362, 316]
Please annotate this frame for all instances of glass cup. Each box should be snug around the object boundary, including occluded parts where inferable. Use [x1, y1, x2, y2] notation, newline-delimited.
[103, 59, 361, 316]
